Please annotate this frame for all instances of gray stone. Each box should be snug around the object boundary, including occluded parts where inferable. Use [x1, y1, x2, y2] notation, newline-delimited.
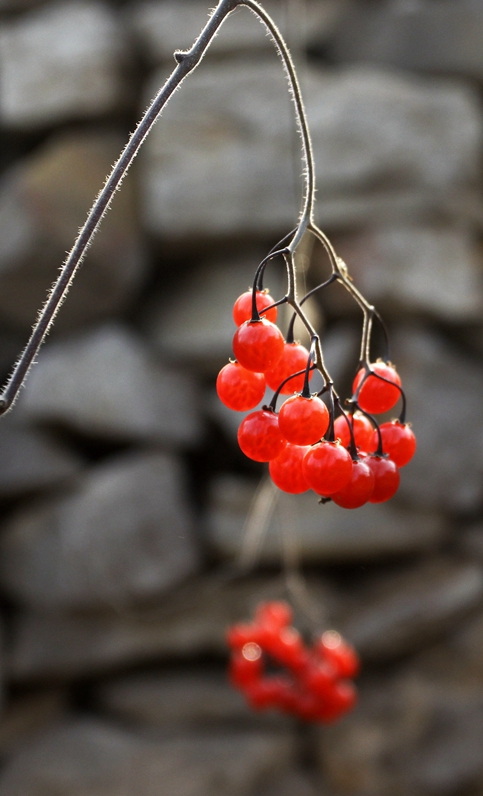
[146, 249, 283, 373]
[0, 690, 67, 757]
[0, 450, 200, 610]
[96, 668, 288, 730]
[206, 475, 445, 563]
[0, 0, 45, 8]
[258, 771, 322, 796]
[317, 668, 483, 796]
[0, 0, 125, 128]
[7, 576, 337, 681]
[0, 132, 145, 333]
[127, 0, 340, 62]
[409, 696, 483, 795]
[330, 0, 483, 82]
[334, 224, 482, 321]
[391, 326, 483, 512]
[0, 718, 295, 796]
[140, 62, 481, 239]
[449, 608, 483, 681]
[16, 324, 201, 446]
[458, 523, 483, 563]
[342, 558, 483, 663]
[0, 415, 82, 498]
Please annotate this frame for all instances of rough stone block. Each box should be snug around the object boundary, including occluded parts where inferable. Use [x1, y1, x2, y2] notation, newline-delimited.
[0, 450, 201, 609]
[0, 0, 125, 128]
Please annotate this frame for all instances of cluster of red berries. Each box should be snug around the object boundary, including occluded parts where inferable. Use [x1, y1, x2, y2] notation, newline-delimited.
[227, 600, 359, 723]
[216, 288, 416, 508]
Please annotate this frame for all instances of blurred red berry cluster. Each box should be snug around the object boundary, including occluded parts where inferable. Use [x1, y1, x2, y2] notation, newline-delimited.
[227, 601, 359, 723]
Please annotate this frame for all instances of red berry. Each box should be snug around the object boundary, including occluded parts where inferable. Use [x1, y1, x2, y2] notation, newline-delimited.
[255, 601, 292, 629]
[365, 455, 400, 503]
[292, 691, 326, 722]
[233, 319, 284, 373]
[237, 409, 286, 462]
[233, 289, 278, 326]
[374, 421, 416, 467]
[229, 646, 262, 687]
[216, 362, 266, 411]
[264, 342, 313, 394]
[303, 441, 353, 495]
[303, 661, 338, 698]
[227, 623, 260, 650]
[316, 631, 360, 678]
[322, 681, 358, 721]
[353, 361, 402, 414]
[246, 676, 291, 710]
[262, 626, 308, 671]
[331, 459, 375, 509]
[334, 411, 374, 451]
[278, 395, 330, 446]
[269, 443, 310, 494]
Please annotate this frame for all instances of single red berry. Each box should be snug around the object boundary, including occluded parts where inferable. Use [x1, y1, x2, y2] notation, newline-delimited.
[365, 455, 400, 503]
[334, 411, 374, 451]
[227, 623, 260, 650]
[255, 601, 292, 629]
[303, 661, 338, 698]
[269, 443, 310, 494]
[229, 646, 263, 687]
[216, 362, 266, 411]
[353, 361, 402, 414]
[292, 690, 326, 722]
[321, 680, 358, 722]
[264, 342, 313, 394]
[316, 631, 360, 678]
[303, 441, 353, 495]
[237, 409, 286, 462]
[374, 421, 416, 467]
[278, 395, 330, 446]
[233, 289, 278, 326]
[233, 319, 284, 373]
[330, 459, 375, 509]
[262, 626, 308, 671]
[246, 676, 291, 710]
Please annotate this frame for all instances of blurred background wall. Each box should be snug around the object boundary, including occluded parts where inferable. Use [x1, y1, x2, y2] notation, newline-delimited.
[0, 0, 483, 793]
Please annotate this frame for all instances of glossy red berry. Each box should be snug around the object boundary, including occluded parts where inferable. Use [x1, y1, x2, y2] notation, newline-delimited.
[353, 361, 402, 414]
[331, 459, 375, 509]
[229, 645, 263, 687]
[233, 289, 278, 326]
[334, 411, 374, 451]
[255, 601, 292, 629]
[316, 631, 360, 679]
[303, 441, 353, 495]
[233, 319, 284, 373]
[374, 421, 416, 467]
[269, 443, 310, 494]
[216, 362, 266, 411]
[246, 677, 292, 710]
[321, 681, 358, 722]
[237, 409, 286, 462]
[226, 623, 260, 650]
[261, 626, 308, 670]
[365, 455, 400, 503]
[278, 395, 330, 446]
[304, 661, 338, 697]
[264, 342, 313, 394]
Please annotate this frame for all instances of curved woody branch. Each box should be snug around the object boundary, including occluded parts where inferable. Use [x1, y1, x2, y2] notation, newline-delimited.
[0, 0, 382, 414]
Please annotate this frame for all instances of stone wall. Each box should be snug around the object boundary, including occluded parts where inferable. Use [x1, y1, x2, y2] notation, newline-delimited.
[0, 1, 483, 794]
